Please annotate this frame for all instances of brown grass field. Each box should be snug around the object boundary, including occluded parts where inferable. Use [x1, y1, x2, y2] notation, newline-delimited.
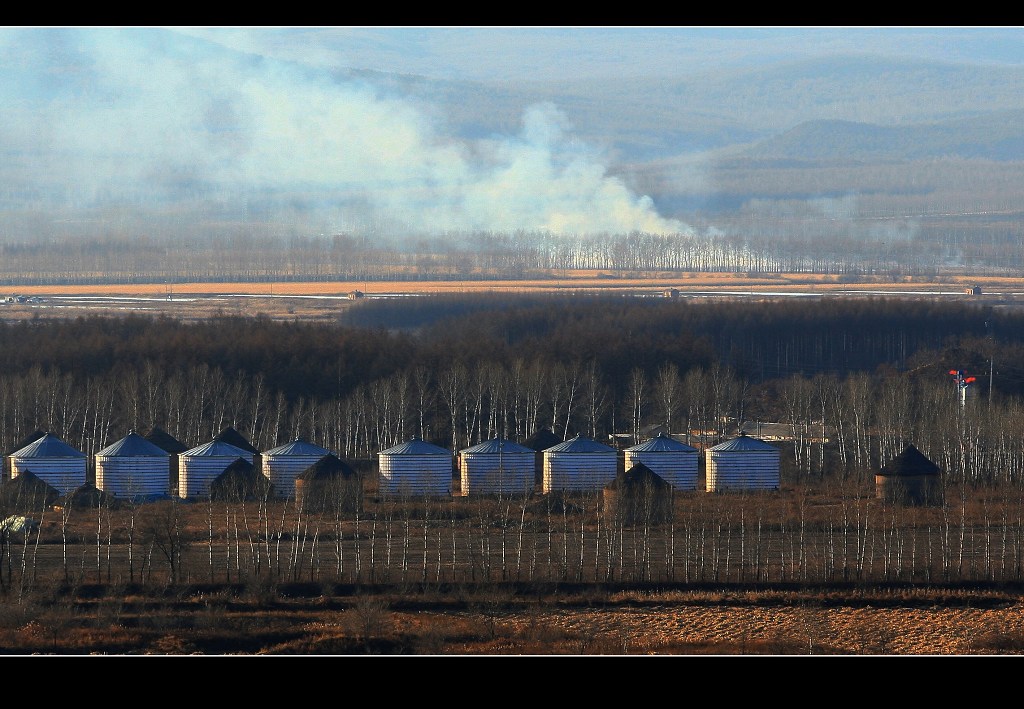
[2, 270, 1022, 324]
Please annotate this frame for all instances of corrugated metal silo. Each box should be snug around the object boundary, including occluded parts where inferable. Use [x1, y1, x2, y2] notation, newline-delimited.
[624, 432, 699, 491]
[95, 431, 171, 500]
[459, 438, 536, 496]
[705, 433, 780, 492]
[377, 438, 453, 498]
[178, 440, 254, 499]
[9, 433, 87, 496]
[261, 439, 333, 498]
[542, 434, 618, 494]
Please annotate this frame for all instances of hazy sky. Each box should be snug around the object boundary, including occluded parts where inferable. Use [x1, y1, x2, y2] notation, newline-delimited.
[2, 26, 1021, 241]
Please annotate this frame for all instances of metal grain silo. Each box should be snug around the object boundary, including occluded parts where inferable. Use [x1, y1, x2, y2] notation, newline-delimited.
[705, 433, 780, 492]
[178, 440, 254, 499]
[94, 431, 171, 501]
[624, 433, 699, 491]
[459, 438, 536, 496]
[542, 434, 618, 494]
[9, 433, 87, 496]
[261, 439, 333, 499]
[377, 438, 453, 498]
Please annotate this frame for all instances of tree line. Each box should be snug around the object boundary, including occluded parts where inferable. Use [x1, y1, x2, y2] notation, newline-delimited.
[0, 295, 1019, 487]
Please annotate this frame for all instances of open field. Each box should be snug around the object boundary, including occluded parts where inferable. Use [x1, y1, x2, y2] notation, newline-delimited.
[4, 478, 1024, 655]
[0, 270, 1021, 323]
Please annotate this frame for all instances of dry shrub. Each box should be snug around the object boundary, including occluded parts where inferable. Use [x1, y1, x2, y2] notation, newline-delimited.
[974, 631, 1024, 654]
[346, 595, 391, 640]
[150, 634, 196, 654]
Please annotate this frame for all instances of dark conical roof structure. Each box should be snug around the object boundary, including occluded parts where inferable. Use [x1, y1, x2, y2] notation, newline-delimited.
[6, 430, 46, 456]
[0, 469, 60, 509]
[144, 426, 189, 454]
[297, 454, 357, 481]
[605, 463, 672, 491]
[524, 427, 561, 452]
[58, 483, 118, 509]
[879, 445, 941, 477]
[210, 458, 272, 501]
[213, 426, 259, 455]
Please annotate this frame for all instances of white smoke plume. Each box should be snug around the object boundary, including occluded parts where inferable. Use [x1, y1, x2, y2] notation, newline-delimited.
[0, 28, 687, 240]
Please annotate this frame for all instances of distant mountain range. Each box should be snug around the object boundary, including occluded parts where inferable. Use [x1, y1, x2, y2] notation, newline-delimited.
[2, 27, 1024, 246]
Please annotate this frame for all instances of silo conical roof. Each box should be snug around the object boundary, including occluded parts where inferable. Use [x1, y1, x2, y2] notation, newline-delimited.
[626, 432, 698, 453]
[182, 440, 251, 458]
[97, 431, 170, 458]
[10, 433, 85, 458]
[460, 438, 535, 455]
[708, 433, 778, 452]
[379, 438, 451, 455]
[6, 430, 46, 456]
[263, 438, 333, 457]
[545, 434, 615, 454]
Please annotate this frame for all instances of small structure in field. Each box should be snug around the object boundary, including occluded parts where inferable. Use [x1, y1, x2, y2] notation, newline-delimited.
[8, 433, 87, 496]
[624, 432, 699, 491]
[377, 438, 453, 498]
[294, 454, 362, 514]
[178, 440, 254, 499]
[261, 438, 334, 499]
[602, 462, 673, 525]
[705, 432, 780, 492]
[210, 458, 273, 502]
[876, 444, 943, 506]
[0, 469, 59, 512]
[542, 434, 618, 494]
[459, 438, 536, 496]
[95, 431, 171, 501]
[56, 482, 119, 510]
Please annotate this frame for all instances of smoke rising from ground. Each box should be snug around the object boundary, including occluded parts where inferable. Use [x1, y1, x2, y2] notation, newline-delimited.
[0, 28, 687, 241]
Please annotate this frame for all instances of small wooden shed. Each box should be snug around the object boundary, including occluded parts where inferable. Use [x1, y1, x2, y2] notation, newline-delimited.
[210, 458, 273, 503]
[294, 454, 362, 514]
[602, 463, 673, 526]
[876, 444, 943, 506]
